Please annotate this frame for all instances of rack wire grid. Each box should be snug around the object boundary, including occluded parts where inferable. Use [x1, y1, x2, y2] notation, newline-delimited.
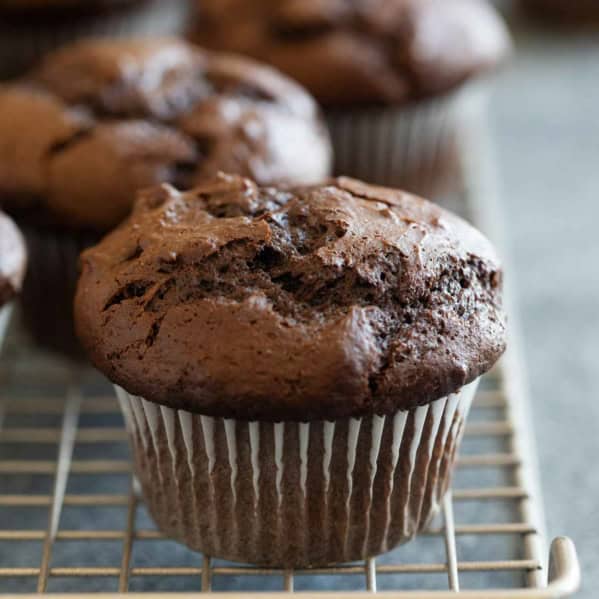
[0, 121, 581, 598]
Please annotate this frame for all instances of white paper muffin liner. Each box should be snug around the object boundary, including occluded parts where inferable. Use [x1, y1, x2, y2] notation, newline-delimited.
[115, 379, 478, 567]
[0, 0, 191, 79]
[325, 86, 484, 197]
[18, 225, 99, 358]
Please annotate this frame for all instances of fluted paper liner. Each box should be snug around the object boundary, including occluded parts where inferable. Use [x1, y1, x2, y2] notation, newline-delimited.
[19, 226, 99, 358]
[326, 87, 483, 197]
[116, 380, 478, 567]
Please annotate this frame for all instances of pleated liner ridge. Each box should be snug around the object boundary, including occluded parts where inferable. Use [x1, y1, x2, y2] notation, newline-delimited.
[19, 227, 99, 358]
[116, 380, 478, 567]
[325, 87, 482, 197]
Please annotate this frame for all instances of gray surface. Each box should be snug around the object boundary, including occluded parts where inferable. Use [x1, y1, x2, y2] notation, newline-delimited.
[489, 17, 599, 599]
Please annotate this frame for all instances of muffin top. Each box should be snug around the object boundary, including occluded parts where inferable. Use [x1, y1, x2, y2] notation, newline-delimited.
[0, 211, 26, 306]
[193, 0, 511, 106]
[0, 38, 330, 230]
[76, 174, 506, 421]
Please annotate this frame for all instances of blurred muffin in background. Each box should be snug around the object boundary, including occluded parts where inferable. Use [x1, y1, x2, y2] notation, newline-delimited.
[0, 38, 331, 357]
[0, 211, 26, 346]
[0, 0, 191, 79]
[520, 0, 599, 24]
[193, 0, 511, 197]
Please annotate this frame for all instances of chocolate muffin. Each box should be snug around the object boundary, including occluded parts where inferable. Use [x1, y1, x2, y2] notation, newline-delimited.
[193, 0, 511, 196]
[0, 0, 191, 80]
[76, 173, 506, 566]
[0, 38, 331, 357]
[0, 210, 26, 344]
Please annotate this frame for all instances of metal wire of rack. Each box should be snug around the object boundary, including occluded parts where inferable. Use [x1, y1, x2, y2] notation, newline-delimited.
[0, 340, 581, 597]
[0, 119, 581, 597]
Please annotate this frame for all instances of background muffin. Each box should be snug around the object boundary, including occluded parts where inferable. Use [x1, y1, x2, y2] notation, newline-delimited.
[0, 210, 26, 345]
[0, 38, 331, 357]
[0, 0, 191, 80]
[75, 174, 506, 566]
[193, 0, 511, 196]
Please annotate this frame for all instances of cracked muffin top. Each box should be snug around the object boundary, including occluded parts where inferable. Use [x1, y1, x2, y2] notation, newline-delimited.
[76, 174, 506, 421]
[0, 38, 331, 230]
[0, 210, 26, 307]
[193, 0, 511, 106]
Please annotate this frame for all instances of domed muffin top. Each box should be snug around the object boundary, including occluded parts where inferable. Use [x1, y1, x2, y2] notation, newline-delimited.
[0, 38, 330, 230]
[193, 0, 511, 106]
[76, 174, 506, 421]
[0, 211, 26, 306]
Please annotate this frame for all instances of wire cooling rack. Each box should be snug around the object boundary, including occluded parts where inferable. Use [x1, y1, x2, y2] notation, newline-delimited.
[0, 332, 581, 597]
[0, 115, 581, 597]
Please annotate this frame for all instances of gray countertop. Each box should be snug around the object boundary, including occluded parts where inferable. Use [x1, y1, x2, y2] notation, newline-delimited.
[489, 16, 599, 598]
